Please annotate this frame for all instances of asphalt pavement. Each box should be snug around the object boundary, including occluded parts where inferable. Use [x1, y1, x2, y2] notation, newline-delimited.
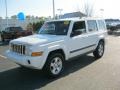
[0, 36, 120, 90]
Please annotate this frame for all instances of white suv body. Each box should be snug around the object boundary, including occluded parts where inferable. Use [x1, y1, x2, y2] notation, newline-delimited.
[6, 18, 107, 77]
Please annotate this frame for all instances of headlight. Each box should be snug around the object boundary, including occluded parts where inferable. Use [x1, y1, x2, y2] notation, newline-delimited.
[31, 52, 43, 57]
[23, 45, 43, 56]
[25, 46, 32, 56]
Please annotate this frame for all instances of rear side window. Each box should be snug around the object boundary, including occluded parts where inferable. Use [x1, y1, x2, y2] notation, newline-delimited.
[97, 20, 106, 30]
[87, 20, 98, 32]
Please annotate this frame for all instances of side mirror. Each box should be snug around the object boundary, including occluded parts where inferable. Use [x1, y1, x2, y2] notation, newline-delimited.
[70, 30, 82, 37]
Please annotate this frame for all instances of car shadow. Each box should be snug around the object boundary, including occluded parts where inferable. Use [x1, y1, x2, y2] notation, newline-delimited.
[0, 55, 98, 90]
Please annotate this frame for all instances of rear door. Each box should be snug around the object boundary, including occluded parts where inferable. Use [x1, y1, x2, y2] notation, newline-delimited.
[86, 20, 99, 50]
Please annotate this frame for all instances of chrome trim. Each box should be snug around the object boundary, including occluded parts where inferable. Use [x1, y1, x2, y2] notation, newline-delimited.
[11, 43, 26, 55]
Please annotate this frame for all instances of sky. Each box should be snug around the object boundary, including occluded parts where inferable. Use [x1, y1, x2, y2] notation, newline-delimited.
[0, 0, 120, 19]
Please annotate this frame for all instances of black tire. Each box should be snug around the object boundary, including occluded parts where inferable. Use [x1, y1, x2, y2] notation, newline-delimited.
[43, 53, 65, 78]
[93, 41, 105, 59]
[1, 36, 5, 42]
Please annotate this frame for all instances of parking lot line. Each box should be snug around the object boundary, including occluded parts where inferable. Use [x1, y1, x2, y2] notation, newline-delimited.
[0, 54, 7, 59]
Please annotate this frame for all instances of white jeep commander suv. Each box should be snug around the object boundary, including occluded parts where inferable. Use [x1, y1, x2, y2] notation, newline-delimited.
[6, 18, 107, 77]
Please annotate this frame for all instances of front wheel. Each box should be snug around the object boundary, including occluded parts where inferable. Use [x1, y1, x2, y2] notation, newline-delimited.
[1, 36, 5, 42]
[43, 53, 64, 78]
[93, 41, 105, 59]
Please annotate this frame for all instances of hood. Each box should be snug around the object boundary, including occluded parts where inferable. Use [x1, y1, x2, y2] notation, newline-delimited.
[11, 34, 66, 45]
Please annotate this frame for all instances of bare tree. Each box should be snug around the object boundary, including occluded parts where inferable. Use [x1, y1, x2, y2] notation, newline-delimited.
[74, 0, 95, 17]
[84, 0, 95, 17]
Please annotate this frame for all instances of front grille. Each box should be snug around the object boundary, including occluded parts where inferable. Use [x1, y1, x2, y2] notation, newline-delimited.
[11, 43, 26, 55]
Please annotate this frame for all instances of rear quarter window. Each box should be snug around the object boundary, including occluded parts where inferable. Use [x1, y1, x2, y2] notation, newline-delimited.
[97, 20, 106, 30]
[87, 20, 98, 32]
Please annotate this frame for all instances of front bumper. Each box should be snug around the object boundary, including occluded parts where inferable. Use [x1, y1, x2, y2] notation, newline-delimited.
[5, 50, 46, 69]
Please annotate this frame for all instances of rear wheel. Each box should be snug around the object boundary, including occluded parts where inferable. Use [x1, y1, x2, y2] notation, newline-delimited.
[93, 41, 105, 59]
[43, 53, 64, 78]
[1, 36, 5, 42]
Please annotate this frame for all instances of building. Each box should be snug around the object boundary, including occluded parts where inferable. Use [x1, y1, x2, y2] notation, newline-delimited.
[0, 19, 40, 31]
[60, 11, 86, 19]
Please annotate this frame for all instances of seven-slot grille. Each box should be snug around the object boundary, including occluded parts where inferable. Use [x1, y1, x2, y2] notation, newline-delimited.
[11, 43, 26, 55]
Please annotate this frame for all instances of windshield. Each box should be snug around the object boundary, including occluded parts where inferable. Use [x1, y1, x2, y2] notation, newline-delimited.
[5, 27, 23, 32]
[39, 21, 70, 35]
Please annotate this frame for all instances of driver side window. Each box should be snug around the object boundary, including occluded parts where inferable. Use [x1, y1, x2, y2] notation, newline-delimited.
[71, 21, 86, 37]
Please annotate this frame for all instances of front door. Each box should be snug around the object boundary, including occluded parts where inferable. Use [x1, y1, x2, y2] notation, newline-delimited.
[68, 21, 91, 58]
